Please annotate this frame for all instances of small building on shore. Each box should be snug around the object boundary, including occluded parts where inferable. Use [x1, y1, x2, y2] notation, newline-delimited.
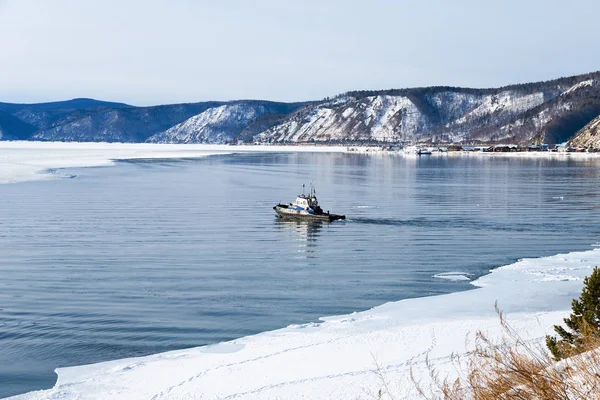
[446, 144, 463, 152]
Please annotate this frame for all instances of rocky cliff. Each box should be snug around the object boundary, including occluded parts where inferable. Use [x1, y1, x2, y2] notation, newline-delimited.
[569, 115, 600, 149]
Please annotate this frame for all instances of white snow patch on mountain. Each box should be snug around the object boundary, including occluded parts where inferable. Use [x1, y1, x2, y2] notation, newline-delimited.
[258, 95, 427, 143]
[257, 86, 567, 144]
[363, 95, 415, 141]
[453, 91, 545, 125]
[149, 103, 272, 144]
[562, 79, 594, 96]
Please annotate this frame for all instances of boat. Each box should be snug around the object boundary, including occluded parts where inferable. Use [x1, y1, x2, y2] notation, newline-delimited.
[273, 184, 346, 222]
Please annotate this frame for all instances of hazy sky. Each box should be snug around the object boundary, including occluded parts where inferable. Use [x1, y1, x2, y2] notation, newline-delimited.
[1, 0, 599, 105]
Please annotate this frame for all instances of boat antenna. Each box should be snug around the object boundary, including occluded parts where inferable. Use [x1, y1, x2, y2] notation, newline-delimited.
[302, 184, 305, 196]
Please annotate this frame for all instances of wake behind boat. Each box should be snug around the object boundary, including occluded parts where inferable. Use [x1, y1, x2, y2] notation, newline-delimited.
[273, 184, 346, 222]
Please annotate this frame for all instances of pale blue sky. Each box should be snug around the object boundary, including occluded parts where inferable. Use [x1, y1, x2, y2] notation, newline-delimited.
[1, 0, 598, 105]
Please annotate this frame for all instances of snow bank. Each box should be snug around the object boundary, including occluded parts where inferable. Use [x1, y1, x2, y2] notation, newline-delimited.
[9, 247, 599, 400]
[0, 142, 346, 184]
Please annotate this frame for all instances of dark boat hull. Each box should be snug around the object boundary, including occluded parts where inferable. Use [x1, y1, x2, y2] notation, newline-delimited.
[273, 204, 345, 222]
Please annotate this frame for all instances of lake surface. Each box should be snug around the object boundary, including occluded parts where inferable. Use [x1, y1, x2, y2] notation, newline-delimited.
[2, 152, 600, 398]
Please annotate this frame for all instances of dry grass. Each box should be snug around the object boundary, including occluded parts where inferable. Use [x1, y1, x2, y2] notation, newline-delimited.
[407, 305, 600, 400]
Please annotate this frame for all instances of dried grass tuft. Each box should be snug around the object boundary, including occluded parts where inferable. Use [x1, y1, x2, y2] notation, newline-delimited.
[409, 304, 600, 400]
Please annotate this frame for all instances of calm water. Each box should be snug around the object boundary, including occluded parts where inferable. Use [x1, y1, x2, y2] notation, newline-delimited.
[2, 152, 600, 397]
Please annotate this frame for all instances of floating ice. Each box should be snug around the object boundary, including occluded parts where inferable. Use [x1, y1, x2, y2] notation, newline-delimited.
[433, 272, 473, 281]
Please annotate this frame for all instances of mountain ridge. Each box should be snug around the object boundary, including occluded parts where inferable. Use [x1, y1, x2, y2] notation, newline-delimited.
[2, 71, 600, 146]
[255, 72, 600, 145]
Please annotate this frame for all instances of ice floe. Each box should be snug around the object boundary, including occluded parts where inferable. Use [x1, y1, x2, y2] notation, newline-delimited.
[433, 272, 473, 281]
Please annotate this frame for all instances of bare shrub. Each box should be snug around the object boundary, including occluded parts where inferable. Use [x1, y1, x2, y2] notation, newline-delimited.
[409, 304, 600, 400]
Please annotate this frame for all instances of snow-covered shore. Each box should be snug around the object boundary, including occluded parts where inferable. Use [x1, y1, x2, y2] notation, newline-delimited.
[9, 247, 598, 399]
[3, 142, 597, 399]
[1, 141, 597, 185]
[0, 142, 346, 184]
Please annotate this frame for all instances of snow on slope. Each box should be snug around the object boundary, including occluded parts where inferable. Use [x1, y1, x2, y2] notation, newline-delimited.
[9, 246, 600, 400]
[4, 74, 600, 145]
[562, 79, 594, 96]
[148, 103, 281, 144]
[257, 95, 429, 143]
[257, 87, 564, 144]
[450, 92, 545, 126]
[363, 95, 419, 141]
[570, 114, 600, 148]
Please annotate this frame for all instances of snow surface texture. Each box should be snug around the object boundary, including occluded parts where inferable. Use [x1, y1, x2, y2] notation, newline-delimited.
[0, 142, 345, 184]
[8, 244, 600, 399]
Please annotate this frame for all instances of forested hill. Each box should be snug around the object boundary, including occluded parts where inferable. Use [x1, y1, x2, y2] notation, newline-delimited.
[2, 72, 600, 145]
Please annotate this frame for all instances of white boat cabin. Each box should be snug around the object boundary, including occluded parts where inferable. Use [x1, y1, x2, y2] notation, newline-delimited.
[292, 195, 318, 211]
[294, 197, 310, 209]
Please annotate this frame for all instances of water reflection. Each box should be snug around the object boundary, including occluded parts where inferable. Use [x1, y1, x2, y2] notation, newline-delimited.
[274, 219, 322, 255]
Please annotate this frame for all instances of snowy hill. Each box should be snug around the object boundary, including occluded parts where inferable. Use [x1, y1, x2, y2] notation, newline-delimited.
[147, 102, 306, 144]
[29, 103, 225, 142]
[256, 73, 600, 144]
[2, 72, 600, 145]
